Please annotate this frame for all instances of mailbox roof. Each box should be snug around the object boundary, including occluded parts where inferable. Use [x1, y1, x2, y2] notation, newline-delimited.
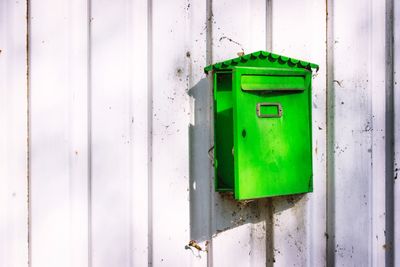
[204, 50, 319, 74]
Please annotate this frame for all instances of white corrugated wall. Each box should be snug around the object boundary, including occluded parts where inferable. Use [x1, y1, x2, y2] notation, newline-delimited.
[0, 0, 398, 266]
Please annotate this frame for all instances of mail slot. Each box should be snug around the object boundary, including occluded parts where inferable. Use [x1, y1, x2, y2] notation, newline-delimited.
[204, 51, 318, 200]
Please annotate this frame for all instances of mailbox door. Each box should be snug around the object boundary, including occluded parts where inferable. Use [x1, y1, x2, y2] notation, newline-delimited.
[233, 66, 313, 200]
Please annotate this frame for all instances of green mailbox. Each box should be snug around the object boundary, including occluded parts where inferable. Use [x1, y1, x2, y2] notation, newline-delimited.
[204, 51, 318, 200]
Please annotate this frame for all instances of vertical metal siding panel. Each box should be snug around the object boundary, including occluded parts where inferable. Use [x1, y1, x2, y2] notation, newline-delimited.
[394, 0, 400, 263]
[271, 1, 327, 266]
[0, 1, 28, 266]
[30, 1, 89, 266]
[90, 0, 137, 266]
[68, 1, 90, 266]
[150, 0, 192, 265]
[131, 0, 150, 265]
[30, 0, 89, 266]
[210, 1, 268, 266]
[330, 0, 376, 265]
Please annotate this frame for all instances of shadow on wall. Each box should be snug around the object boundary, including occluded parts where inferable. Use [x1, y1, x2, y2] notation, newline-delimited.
[188, 78, 213, 242]
[187, 78, 308, 257]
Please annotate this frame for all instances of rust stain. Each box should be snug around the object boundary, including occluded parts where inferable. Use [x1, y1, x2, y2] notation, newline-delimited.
[188, 240, 203, 251]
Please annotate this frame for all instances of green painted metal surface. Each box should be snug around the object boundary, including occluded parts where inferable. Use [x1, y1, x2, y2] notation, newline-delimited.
[207, 51, 318, 200]
[204, 50, 319, 74]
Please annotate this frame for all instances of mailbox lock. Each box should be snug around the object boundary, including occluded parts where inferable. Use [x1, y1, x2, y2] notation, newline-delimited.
[256, 102, 282, 118]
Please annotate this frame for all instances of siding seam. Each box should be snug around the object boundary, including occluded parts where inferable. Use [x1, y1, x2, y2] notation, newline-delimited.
[385, 0, 395, 264]
[326, 0, 335, 265]
[87, 0, 93, 265]
[26, 0, 31, 266]
[147, 0, 153, 265]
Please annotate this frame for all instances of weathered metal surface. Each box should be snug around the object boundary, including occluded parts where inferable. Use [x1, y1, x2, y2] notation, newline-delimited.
[328, 0, 393, 265]
[0, 0, 398, 266]
[29, 0, 89, 266]
[329, 0, 373, 264]
[0, 1, 28, 266]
